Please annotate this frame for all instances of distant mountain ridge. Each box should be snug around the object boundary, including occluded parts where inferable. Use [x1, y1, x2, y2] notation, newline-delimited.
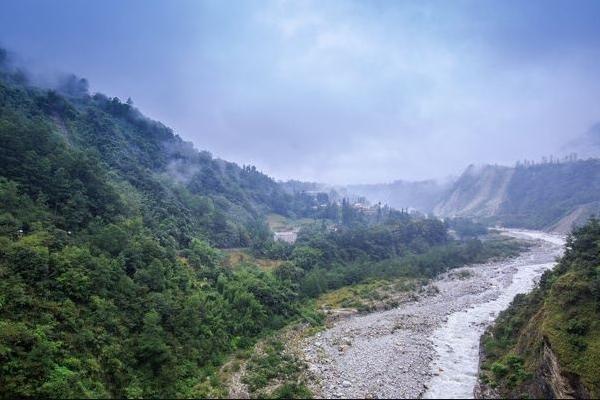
[562, 123, 600, 159]
[434, 160, 600, 232]
[282, 159, 600, 233]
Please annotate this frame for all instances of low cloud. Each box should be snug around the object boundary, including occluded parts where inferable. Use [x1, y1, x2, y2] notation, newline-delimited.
[2, 1, 600, 184]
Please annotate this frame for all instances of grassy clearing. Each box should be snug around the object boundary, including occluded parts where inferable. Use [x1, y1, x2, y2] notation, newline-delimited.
[317, 277, 425, 312]
[267, 213, 321, 231]
[222, 248, 283, 271]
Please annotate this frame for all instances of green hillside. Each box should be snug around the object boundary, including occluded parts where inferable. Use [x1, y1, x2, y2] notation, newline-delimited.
[0, 55, 322, 249]
[479, 218, 600, 398]
[499, 161, 600, 230]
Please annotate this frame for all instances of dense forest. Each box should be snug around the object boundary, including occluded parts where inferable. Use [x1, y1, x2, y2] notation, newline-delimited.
[479, 218, 600, 398]
[0, 49, 520, 398]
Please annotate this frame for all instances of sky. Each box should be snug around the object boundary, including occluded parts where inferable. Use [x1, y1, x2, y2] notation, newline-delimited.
[1, 0, 600, 184]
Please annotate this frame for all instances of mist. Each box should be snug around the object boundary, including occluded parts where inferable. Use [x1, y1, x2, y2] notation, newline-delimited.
[2, 0, 600, 184]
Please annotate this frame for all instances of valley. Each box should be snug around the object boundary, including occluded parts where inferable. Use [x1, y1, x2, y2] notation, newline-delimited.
[301, 230, 563, 399]
[1, 29, 599, 399]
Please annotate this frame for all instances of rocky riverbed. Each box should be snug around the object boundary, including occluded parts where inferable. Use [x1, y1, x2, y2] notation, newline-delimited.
[301, 230, 564, 399]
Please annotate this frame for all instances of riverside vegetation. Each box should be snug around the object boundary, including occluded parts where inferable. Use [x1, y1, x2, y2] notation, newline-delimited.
[0, 49, 526, 398]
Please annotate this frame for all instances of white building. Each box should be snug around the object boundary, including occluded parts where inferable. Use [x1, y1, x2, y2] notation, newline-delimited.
[274, 230, 298, 244]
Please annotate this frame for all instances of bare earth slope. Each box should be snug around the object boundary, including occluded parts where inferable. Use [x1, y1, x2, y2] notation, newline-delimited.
[434, 165, 513, 219]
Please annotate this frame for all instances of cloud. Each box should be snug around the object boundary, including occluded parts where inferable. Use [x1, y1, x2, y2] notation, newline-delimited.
[2, 0, 600, 184]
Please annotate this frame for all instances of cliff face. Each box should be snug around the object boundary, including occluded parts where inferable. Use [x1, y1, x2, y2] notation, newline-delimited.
[535, 339, 590, 399]
[435, 160, 600, 231]
[478, 325, 594, 399]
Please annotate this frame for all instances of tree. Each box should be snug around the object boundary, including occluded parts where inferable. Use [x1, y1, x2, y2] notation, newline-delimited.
[291, 246, 323, 270]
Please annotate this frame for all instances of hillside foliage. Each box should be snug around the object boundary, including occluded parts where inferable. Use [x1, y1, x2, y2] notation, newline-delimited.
[480, 218, 600, 398]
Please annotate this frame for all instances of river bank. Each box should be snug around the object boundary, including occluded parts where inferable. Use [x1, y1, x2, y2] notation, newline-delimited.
[301, 230, 564, 399]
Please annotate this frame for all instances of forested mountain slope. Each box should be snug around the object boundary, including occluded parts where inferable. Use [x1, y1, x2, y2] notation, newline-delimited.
[0, 51, 305, 397]
[0, 48, 314, 249]
[434, 161, 600, 231]
[479, 219, 600, 398]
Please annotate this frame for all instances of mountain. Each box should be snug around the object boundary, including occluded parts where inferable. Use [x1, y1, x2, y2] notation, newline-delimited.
[478, 218, 600, 398]
[562, 123, 600, 160]
[433, 165, 513, 219]
[0, 50, 321, 249]
[0, 50, 313, 397]
[434, 160, 600, 232]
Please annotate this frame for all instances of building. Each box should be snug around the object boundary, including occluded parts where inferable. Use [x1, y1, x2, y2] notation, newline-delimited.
[274, 230, 298, 244]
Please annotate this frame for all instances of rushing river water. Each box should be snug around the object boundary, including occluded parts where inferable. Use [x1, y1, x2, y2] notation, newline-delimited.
[423, 230, 564, 399]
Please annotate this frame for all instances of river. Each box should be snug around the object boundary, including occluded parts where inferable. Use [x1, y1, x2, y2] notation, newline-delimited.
[423, 230, 564, 398]
[302, 230, 564, 399]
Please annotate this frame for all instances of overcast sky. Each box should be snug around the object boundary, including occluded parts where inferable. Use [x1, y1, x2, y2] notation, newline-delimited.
[2, 0, 600, 184]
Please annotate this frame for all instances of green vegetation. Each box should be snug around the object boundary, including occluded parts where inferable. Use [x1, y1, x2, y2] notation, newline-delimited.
[223, 249, 284, 271]
[242, 339, 311, 399]
[289, 225, 524, 298]
[500, 161, 600, 229]
[0, 54, 525, 398]
[480, 218, 600, 398]
[447, 217, 488, 238]
[266, 213, 319, 232]
[317, 278, 422, 312]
